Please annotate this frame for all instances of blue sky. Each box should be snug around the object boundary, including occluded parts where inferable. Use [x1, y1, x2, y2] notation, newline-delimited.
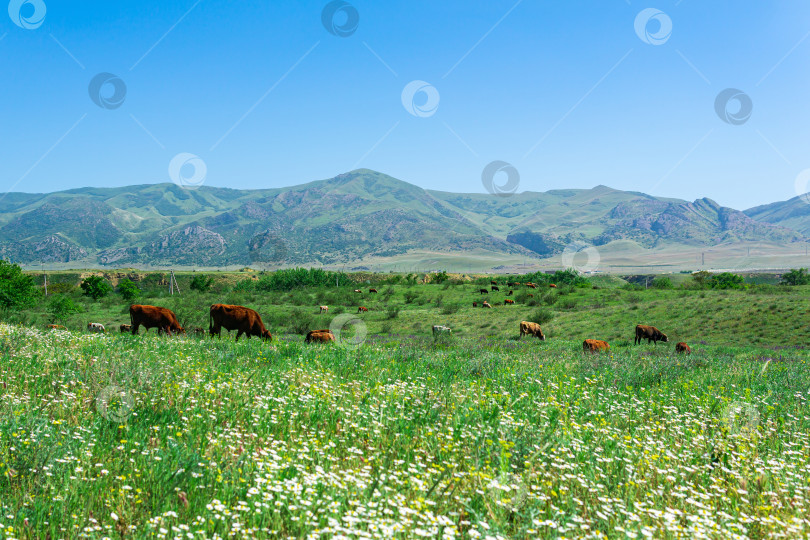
[1, 0, 809, 209]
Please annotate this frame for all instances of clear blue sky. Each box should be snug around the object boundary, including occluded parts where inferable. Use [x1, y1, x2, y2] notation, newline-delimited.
[2, 0, 809, 210]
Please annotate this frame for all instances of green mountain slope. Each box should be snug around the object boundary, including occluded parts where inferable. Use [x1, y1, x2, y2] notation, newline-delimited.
[0, 169, 805, 268]
[744, 195, 810, 235]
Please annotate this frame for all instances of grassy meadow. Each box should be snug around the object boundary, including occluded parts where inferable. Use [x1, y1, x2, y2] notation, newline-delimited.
[1, 270, 809, 538]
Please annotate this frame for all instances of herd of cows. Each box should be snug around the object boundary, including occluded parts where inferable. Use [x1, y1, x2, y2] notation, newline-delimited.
[42, 286, 693, 353]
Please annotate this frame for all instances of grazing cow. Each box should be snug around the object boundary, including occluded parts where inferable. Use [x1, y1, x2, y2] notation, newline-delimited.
[507, 290, 514, 296]
[209, 304, 271, 341]
[87, 323, 105, 333]
[119, 324, 132, 333]
[527, 294, 534, 298]
[675, 342, 691, 354]
[583, 339, 610, 353]
[369, 288, 378, 293]
[634, 324, 668, 345]
[358, 306, 368, 313]
[507, 282, 515, 287]
[482, 301, 492, 308]
[354, 289, 362, 293]
[549, 284, 557, 288]
[519, 321, 545, 340]
[504, 299, 515, 305]
[432, 325, 452, 336]
[47, 324, 66, 330]
[472, 302, 477, 307]
[479, 289, 488, 294]
[305, 329, 335, 343]
[527, 283, 537, 289]
[491, 285, 500, 291]
[319, 306, 329, 313]
[130, 305, 184, 336]
[490, 281, 498, 286]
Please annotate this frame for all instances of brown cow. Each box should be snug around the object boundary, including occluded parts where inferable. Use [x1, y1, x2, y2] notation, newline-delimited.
[634, 324, 668, 345]
[479, 289, 488, 294]
[504, 299, 515, 305]
[358, 306, 368, 313]
[583, 339, 610, 353]
[354, 289, 362, 293]
[519, 321, 545, 340]
[527, 294, 534, 298]
[369, 288, 378, 293]
[490, 281, 498, 286]
[47, 324, 66, 330]
[675, 342, 691, 354]
[491, 285, 500, 291]
[527, 283, 537, 289]
[319, 305, 329, 313]
[119, 324, 132, 333]
[305, 329, 335, 343]
[209, 304, 271, 341]
[472, 302, 477, 307]
[482, 301, 492, 308]
[130, 305, 184, 336]
[549, 284, 557, 288]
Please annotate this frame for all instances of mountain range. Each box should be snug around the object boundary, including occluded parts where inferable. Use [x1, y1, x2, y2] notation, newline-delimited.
[0, 169, 807, 270]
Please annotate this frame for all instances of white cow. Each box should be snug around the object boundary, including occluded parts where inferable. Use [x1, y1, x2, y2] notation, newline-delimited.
[319, 306, 329, 313]
[87, 322, 106, 333]
[432, 325, 452, 336]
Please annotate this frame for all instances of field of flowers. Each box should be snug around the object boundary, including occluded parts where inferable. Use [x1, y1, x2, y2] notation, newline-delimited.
[1, 323, 809, 539]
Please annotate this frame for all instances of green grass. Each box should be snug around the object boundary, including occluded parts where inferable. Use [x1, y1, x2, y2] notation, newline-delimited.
[13, 272, 810, 348]
[0, 325, 809, 539]
[2, 275, 810, 538]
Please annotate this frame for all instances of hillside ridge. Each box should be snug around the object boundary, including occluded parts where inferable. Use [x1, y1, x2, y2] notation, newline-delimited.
[0, 169, 805, 268]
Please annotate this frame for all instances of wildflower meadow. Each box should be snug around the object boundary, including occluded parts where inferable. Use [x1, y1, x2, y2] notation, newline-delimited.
[1, 323, 808, 539]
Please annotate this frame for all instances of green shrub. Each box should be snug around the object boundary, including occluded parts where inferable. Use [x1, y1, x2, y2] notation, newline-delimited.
[780, 268, 810, 286]
[190, 275, 214, 292]
[80, 276, 113, 301]
[233, 279, 257, 292]
[690, 271, 712, 289]
[529, 308, 554, 325]
[47, 296, 83, 324]
[441, 304, 460, 315]
[288, 310, 316, 335]
[0, 261, 37, 309]
[558, 298, 577, 310]
[46, 282, 77, 295]
[708, 272, 745, 290]
[255, 268, 349, 291]
[651, 277, 673, 289]
[541, 292, 558, 306]
[118, 279, 141, 301]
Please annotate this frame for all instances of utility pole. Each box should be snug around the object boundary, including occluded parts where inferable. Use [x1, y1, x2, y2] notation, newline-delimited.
[169, 270, 180, 295]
